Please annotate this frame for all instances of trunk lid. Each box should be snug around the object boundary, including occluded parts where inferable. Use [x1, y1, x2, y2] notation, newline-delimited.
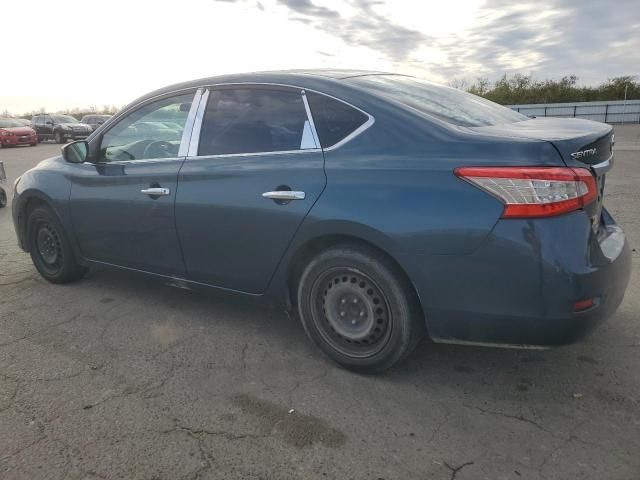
[467, 117, 613, 165]
[469, 117, 615, 232]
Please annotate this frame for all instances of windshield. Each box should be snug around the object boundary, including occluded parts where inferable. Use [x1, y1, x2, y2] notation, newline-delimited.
[347, 75, 527, 127]
[0, 118, 25, 128]
[52, 115, 79, 124]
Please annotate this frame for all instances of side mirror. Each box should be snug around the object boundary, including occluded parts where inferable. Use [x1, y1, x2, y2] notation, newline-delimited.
[46, 120, 54, 125]
[62, 140, 89, 163]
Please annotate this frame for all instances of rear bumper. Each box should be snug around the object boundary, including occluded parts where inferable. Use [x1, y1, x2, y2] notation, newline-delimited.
[400, 208, 631, 347]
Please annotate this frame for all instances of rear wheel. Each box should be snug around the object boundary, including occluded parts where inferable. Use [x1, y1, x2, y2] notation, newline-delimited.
[297, 245, 424, 373]
[27, 206, 87, 283]
[55, 132, 66, 144]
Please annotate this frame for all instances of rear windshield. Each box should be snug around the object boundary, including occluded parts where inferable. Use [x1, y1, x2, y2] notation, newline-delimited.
[347, 75, 527, 127]
[52, 115, 79, 124]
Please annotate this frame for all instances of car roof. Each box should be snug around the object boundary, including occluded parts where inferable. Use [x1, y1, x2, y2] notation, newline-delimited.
[128, 69, 401, 107]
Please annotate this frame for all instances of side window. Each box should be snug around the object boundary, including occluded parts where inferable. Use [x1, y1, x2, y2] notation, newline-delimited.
[198, 88, 313, 156]
[306, 92, 369, 148]
[99, 93, 193, 162]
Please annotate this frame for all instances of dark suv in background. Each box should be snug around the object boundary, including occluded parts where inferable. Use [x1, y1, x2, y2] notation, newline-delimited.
[31, 114, 93, 144]
[80, 114, 112, 131]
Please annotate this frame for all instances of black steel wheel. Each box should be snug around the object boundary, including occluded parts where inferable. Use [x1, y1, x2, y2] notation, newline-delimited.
[313, 267, 392, 358]
[298, 244, 424, 373]
[28, 205, 87, 283]
[35, 222, 64, 273]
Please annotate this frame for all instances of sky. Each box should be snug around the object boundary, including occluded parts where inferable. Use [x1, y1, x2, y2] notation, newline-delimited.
[1, 0, 639, 114]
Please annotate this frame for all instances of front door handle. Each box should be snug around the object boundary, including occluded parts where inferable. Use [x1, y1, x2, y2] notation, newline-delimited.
[141, 187, 171, 196]
[262, 190, 306, 201]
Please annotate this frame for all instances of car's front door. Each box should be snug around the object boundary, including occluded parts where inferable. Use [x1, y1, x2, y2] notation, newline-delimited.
[175, 86, 326, 293]
[68, 91, 199, 277]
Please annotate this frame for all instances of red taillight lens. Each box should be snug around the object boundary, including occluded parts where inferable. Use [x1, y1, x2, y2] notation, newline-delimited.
[573, 298, 596, 312]
[455, 166, 597, 218]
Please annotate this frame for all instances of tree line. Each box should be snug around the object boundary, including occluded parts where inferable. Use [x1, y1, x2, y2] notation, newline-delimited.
[451, 74, 640, 105]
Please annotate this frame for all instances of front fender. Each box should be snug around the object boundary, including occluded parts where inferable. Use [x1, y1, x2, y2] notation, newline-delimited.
[12, 161, 73, 253]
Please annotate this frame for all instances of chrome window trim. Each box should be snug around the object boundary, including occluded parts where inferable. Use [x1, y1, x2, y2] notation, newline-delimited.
[128, 82, 375, 158]
[323, 114, 375, 151]
[185, 148, 322, 161]
[98, 156, 184, 166]
[178, 88, 203, 157]
[300, 88, 375, 151]
[101, 82, 375, 159]
[93, 89, 198, 164]
[102, 87, 200, 127]
[300, 90, 320, 148]
[188, 84, 325, 158]
[187, 89, 209, 157]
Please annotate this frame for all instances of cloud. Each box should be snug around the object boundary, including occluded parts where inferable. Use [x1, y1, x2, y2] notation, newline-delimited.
[214, 0, 639, 84]
[278, 0, 339, 18]
[433, 0, 640, 83]
[277, 0, 431, 61]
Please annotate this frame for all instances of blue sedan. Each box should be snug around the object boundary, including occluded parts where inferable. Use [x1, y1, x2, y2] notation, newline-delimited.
[11, 70, 631, 372]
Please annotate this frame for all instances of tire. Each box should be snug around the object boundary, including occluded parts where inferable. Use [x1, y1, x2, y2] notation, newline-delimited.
[27, 205, 87, 283]
[30, 143, 37, 147]
[297, 245, 424, 373]
[55, 131, 66, 144]
[0, 189, 6, 208]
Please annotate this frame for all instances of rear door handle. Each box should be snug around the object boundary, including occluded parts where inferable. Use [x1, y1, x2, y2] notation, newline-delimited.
[141, 187, 171, 196]
[262, 191, 306, 200]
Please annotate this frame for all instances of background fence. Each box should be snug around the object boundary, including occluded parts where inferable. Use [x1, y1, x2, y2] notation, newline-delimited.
[508, 100, 640, 124]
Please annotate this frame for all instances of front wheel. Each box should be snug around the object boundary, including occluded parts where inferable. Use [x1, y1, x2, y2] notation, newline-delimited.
[54, 132, 66, 144]
[297, 245, 424, 373]
[27, 206, 87, 283]
[0, 188, 6, 208]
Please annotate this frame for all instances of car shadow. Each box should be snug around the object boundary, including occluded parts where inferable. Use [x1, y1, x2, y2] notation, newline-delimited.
[79, 264, 619, 392]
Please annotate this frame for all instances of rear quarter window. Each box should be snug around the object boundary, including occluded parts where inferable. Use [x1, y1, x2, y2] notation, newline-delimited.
[306, 92, 369, 148]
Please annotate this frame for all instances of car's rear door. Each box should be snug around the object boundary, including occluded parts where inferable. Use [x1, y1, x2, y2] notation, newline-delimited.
[68, 90, 201, 277]
[175, 85, 326, 293]
[33, 116, 47, 138]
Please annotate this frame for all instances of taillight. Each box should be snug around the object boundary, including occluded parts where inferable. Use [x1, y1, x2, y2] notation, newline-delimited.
[454, 166, 597, 218]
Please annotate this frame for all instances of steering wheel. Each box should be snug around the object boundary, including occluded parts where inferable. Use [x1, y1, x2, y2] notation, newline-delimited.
[142, 140, 175, 159]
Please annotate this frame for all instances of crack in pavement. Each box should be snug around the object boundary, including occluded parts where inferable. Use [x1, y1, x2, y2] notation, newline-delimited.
[463, 403, 549, 433]
[443, 460, 474, 480]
